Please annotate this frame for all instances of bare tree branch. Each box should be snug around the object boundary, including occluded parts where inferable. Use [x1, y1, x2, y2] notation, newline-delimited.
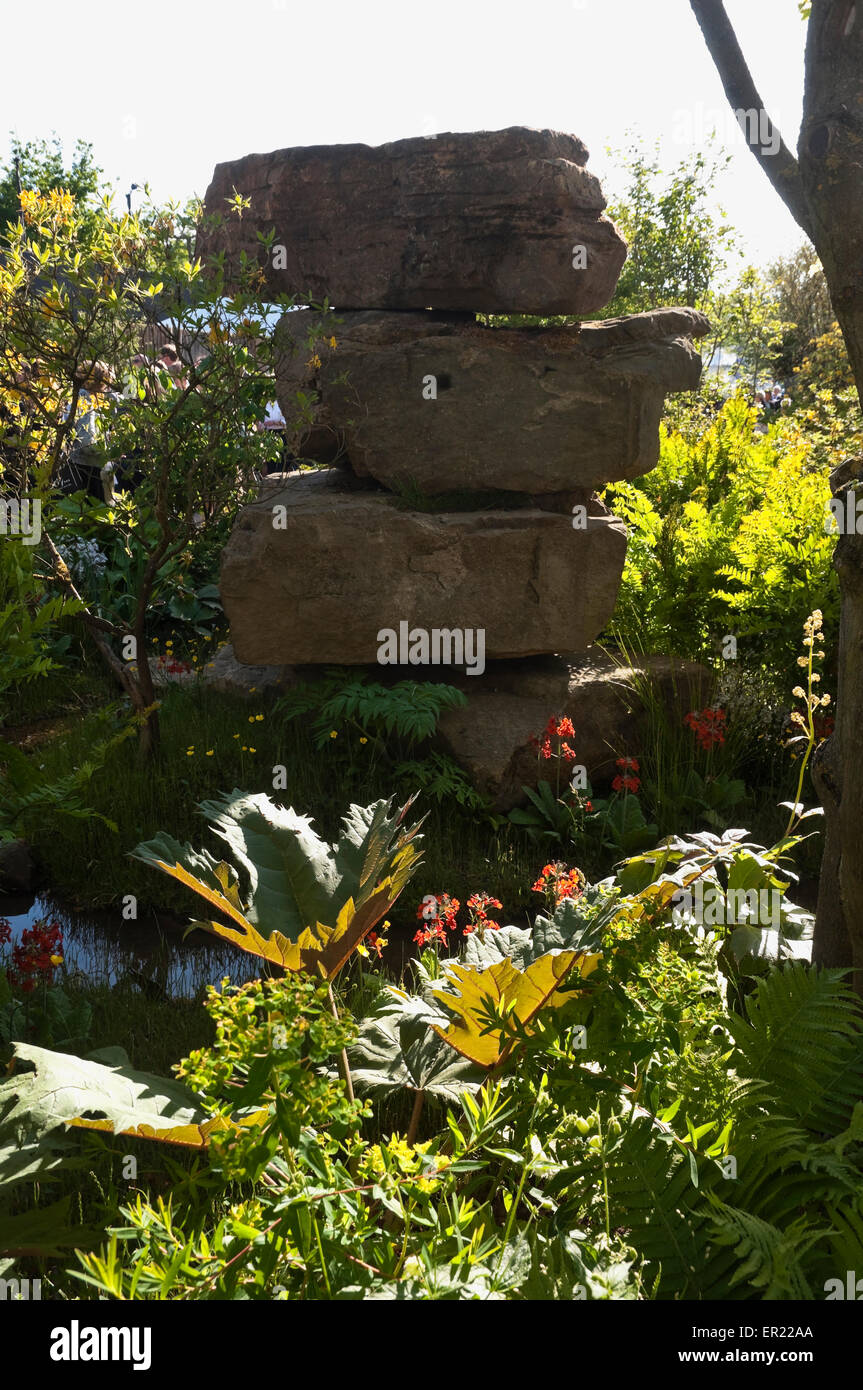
[688, 0, 814, 239]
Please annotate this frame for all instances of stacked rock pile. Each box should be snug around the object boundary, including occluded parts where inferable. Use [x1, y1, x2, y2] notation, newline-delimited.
[201, 127, 710, 802]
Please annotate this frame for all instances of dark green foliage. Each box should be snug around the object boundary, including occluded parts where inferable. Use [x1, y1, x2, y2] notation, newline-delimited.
[275, 669, 467, 749]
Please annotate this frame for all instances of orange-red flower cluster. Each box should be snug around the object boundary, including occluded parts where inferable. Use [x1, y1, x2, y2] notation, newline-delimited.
[464, 892, 503, 935]
[414, 893, 460, 947]
[531, 862, 586, 905]
[529, 715, 578, 764]
[611, 755, 640, 794]
[611, 761, 639, 795]
[8, 918, 63, 993]
[413, 890, 505, 944]
[684, 707, 727, 750]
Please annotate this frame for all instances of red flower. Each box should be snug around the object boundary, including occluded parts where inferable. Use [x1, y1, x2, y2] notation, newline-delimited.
[8, 918, 63, 991]
[0, 917, 11, 946]
[531, 862, 585, 905]
[156, 655, 193, 675]
[413, 919, 449, 948]
[615, 756, 639, 773]
[529, 715, 578, 765]
[366, 931, 385, 959]
[414, 893, 460, 946]
[612, 774, 641, 794]
[685, 707, 727, 750]
[465, 892, 503, 935]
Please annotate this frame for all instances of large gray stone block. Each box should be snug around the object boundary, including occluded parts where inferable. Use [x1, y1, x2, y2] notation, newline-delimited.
[219, 472, 626, 666]
[275, 307, 709, 494]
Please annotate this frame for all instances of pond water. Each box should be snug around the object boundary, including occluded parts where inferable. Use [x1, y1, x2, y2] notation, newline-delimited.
[0, 891, 263, 999]
[2, 887, 813, 1000]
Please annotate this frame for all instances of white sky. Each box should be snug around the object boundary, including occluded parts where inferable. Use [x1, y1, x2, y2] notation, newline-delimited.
[2, 0, 809, 268]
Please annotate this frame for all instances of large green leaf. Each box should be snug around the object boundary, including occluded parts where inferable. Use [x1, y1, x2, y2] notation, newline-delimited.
[458, 889, 616, 973]
[531, 888, 620, 959]
[460, 926, 535, 972]
[349, 988, 485, 1100]
[131, 792, 424, 977]
[0, 1042, 260, 1152]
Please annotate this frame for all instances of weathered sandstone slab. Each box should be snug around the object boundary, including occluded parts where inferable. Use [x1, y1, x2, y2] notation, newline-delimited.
[274, 307, 709, 494]
[199, 127, 627, 314]
[436, 650, 712, 810]
[219, 472, 626, 666]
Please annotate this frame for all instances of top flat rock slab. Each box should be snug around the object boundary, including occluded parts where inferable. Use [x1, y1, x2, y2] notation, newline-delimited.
[199, 126, 627, 314]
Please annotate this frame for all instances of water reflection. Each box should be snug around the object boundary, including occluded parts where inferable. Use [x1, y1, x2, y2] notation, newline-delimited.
[0, 891, 263, 999]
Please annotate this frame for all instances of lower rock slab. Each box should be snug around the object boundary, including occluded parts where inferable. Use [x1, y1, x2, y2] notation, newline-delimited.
[220, 471, 627, 665]
[436, 649, 712, 810]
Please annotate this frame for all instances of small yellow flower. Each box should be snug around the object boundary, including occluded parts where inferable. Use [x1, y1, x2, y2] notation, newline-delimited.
[249, 686, 257, 692]
[359, 736, 368, 744]
[255, 714, 264, 721]
[233, 733, 240, 739]
[50, 954, 63, 967]
[330, 730, 338, 739]
[249, 716, 255, 723]
[248, 747, 256, 753]
[206, 750, 214, 756]
[186, 749, 194, 756]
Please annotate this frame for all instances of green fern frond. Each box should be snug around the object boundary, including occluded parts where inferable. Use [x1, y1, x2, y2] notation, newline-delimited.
[728, 965, 863, 1135]
[392, 752, 487, 810]
[276, 671, 467, 749]
[704, 1200, 817, 1299]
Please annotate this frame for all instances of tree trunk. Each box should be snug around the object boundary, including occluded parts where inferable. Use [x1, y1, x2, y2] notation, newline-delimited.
[796, 4, 863, 984]
[132, 626, 160, 758]
[812, 463, 863, 987]
[689, 0, 863, 983]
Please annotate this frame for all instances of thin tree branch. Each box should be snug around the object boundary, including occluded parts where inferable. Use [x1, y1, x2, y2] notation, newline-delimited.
[41, 532, 141, 703]
[688, 0, 813, 239]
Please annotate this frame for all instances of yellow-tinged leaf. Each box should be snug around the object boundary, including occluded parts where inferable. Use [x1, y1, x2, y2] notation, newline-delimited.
[68, 1109, 268, 1150]
[133, 793, 423, 979]
[151, 857, 250, 932]
[432, 950, 600, 1068]
[188, 884, 400, 979]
